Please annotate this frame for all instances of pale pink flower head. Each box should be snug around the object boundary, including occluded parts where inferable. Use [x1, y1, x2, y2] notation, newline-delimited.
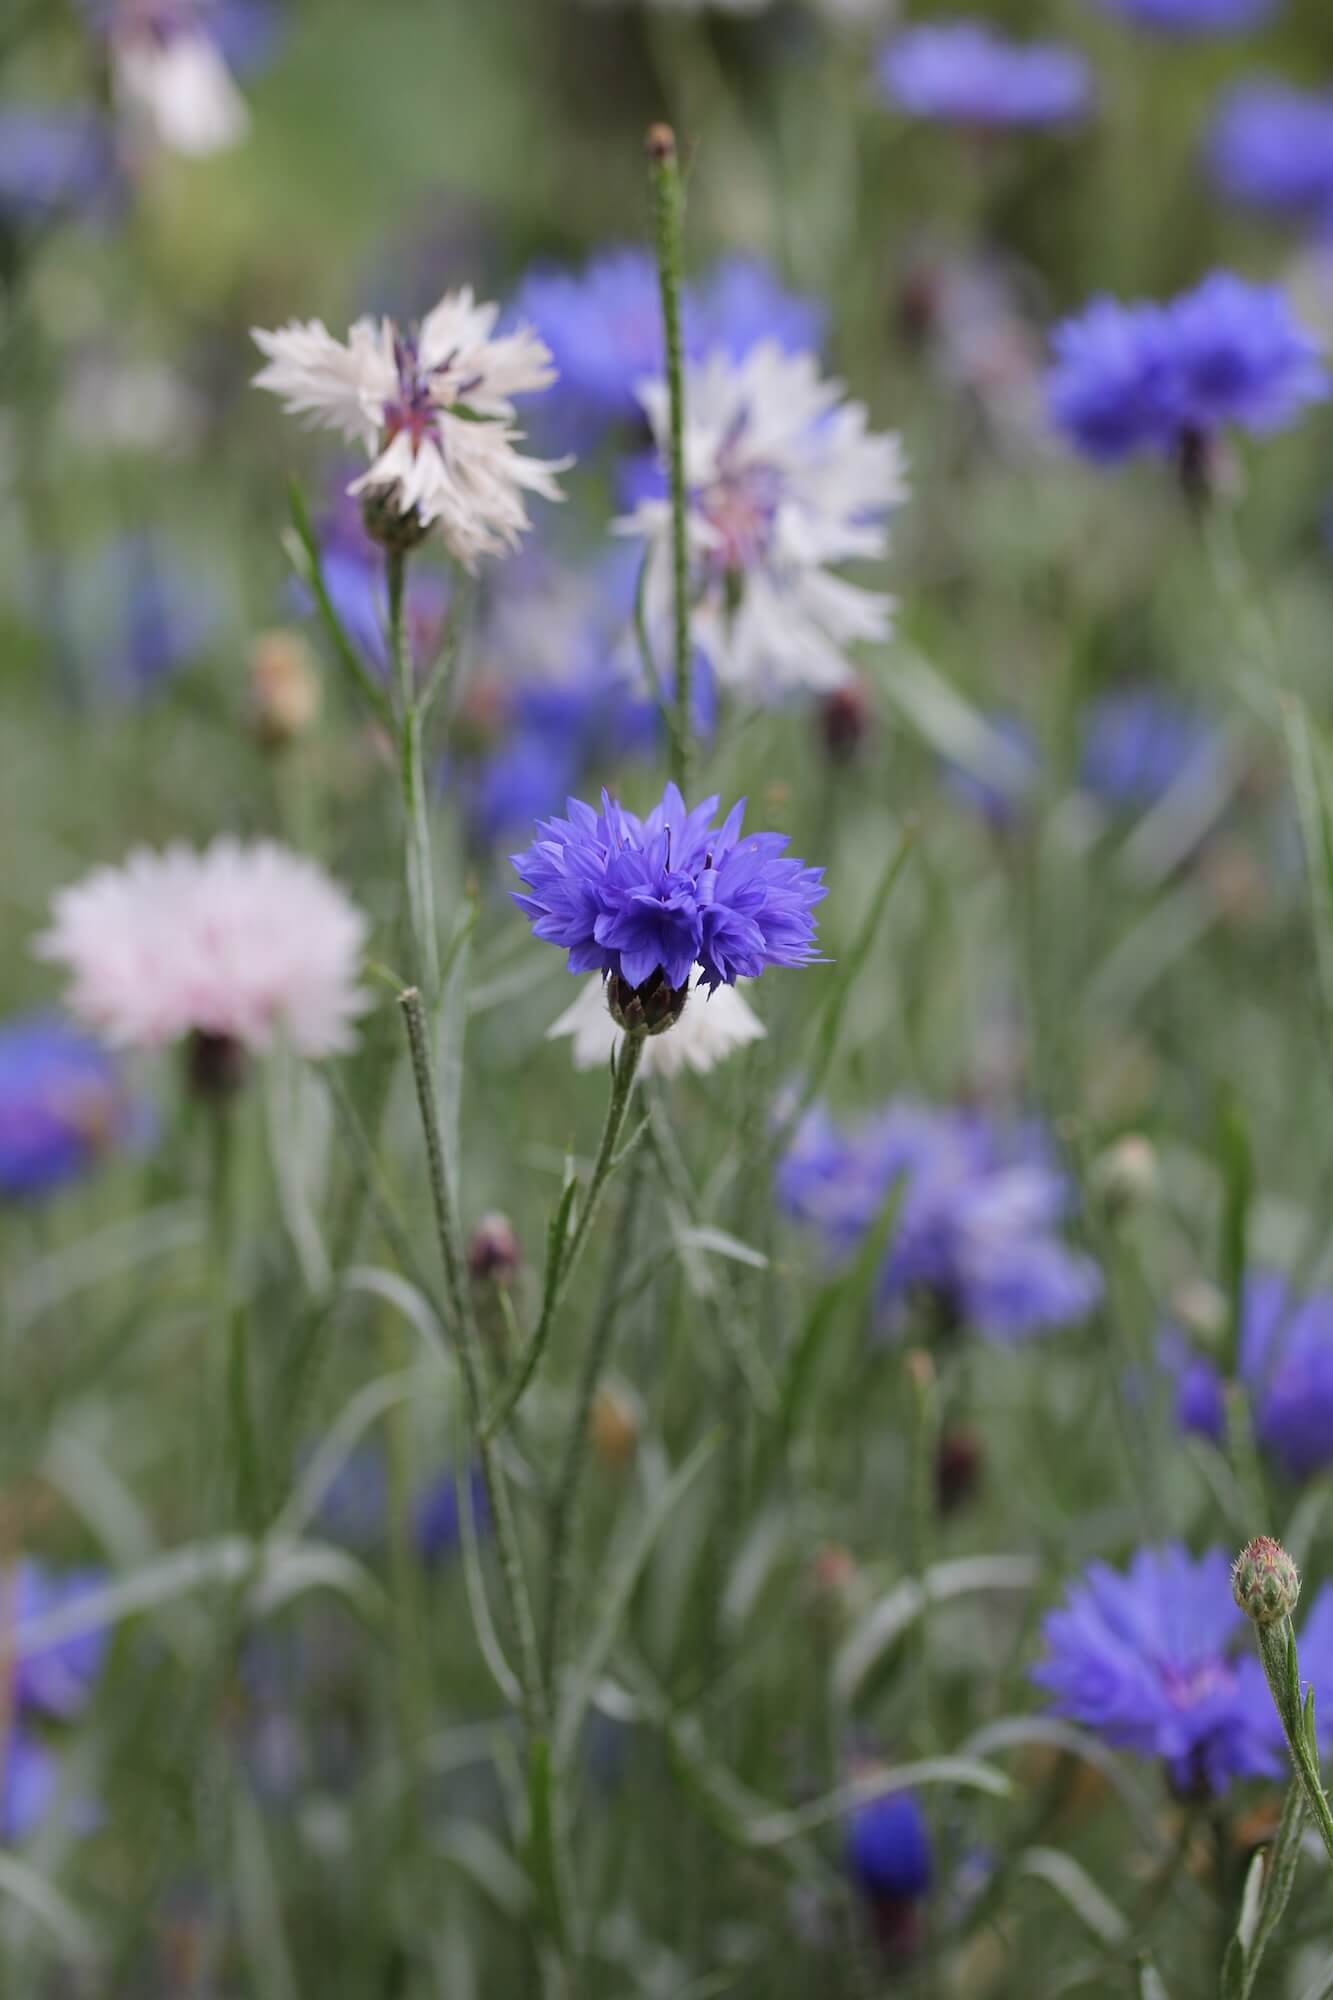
[36, 838, 369, 1060]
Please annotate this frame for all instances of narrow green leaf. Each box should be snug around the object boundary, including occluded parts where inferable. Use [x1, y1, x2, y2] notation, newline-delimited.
[797, 823, 916, 1119]
[777, 1183, 903, 1440]
[482, 1169, 579, 1438]
[1240, 1780, 1306, 2000]
[1216, 1093, 1252, 1378]
[524, 1736, 568, 1953]
[1019, 1848, 1127, 1948]
[1280, 692, 1333, 1025]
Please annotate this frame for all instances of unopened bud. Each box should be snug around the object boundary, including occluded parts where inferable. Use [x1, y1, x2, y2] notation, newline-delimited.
[591, 1386, 640, 1471]
[607, 971, 689, 1038]
[936, 1428, 983, 1514]
[1232, 1537, 1300, 1626]
[646, 123, 676, 165]
[468, 1212, 520, 1285]
[1092, 1134, 1158, 1216]
[249, 628, 320, 750]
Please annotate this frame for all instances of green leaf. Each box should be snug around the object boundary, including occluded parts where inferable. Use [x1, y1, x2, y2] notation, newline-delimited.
[286, 479, 393, 728]
[524, 1735, 569, 1954]
[777, 1182, 903, 1441]
[0, 1854, 97, 1966]
[795, 822, 916, 1119]
[746, 1757, 1011, 1847]
[482, 1166, 579, 1439]
[1280, 693, 1333, 1026]
[1018, 1848, 1127, 1948]
[1240, 1780, 1307, 2000]
[1215, 1093, 1252, 1378]
[833, 1555, 1038, 1707]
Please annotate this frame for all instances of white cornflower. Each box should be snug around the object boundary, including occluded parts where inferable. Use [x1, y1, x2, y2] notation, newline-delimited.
[107, 2, 251, 158]
[547, 977, 765, 1080]
[37, 838, 369, 1059]
[619, 343, 907, 697]
[252, 292, 568, 569]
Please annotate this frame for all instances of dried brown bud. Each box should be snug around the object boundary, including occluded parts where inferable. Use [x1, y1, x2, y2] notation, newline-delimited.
[646, 123, 677, 164]
[249, 628, 321, 750]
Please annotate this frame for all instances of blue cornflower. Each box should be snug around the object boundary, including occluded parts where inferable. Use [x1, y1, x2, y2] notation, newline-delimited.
[1, 1731, 60, 1845]
[0, 109, 118, 226]
[1048, 273, 1327, 465]
[414, 1465, 489, 1565]
[510, 248, 824, 449]
[1167, 1272, 1333, 1479]
[878, 20, 1090, 131]
[847, 1789, 933, 1903]
[1035, 1546, 1333, 1796]
[512, 785, 825, 1015]
[12, 1564, 107, 1718]
[1089, 0, 1275, 33]
[0, 1016, 135, 1200]
[1079, 689, 1223, 814]
[1209, 83, 1333, 229]
[778, 1101, 1101, 1342]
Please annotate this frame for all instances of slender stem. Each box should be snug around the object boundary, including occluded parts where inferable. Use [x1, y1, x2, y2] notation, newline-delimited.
[397, 988, 546, 1733]
[388, 549, 441, 1003]
[1256, 1617, 1333, 1871]
[210, 1097, 258, 1530]
[542, 1158, 646, 1677]
[484, 1032, 645, 1439]
[647, 124, 691, 793]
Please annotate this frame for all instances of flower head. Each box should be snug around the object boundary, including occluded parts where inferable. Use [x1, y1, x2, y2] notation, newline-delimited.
[846, 1788, 933, 1904]
[1048, 273, 1327, 465]
[512, 784, 825, 1020]
[620, 345, 907, 696]
[0, 1016, 140, 1200]
[1209, 84, 1333, 230]
[253, 291, 567, 569]
[878, 21, 1090, 131]
[37, 838, 369, 1060]
[1079, 689, 1224, 814]
[1090, 0, 1274, 31]
[1233, 1537, 1300, 1625]
[1167, 1271, 1333, 1481]
[547, 974, 765, 1078]
[778, 1100, 1101, 1341]
[0, 109, 118, 225]
[91, 0, 270, 156]
[1033, 1546, 1279, 1796]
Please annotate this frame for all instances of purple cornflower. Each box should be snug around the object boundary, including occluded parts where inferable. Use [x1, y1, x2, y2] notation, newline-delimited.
[510, 248, 825, 449]
[1035, 1546, 1333, 1796]
[1089, 0, 1275, 32]
[0, 1016, 136, 1200]
[1209, 83, 1333, 229]
[512, 784, 825, 1024]
[847, 1788, 932, 1953]
[0, 110, 118, 226]
[778, 1100, 1101, 1342]
[1079, 689, 1223, 814]
[1048, 273, 1327, 465]
[878, 21, 1090, 131]
[1166, 1271, 1333, 1479]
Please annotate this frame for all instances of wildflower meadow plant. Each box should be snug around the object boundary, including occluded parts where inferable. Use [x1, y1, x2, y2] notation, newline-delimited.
[16, 1, 1333, 1990]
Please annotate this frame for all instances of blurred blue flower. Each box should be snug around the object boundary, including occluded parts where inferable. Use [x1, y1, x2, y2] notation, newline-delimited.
[0, 1016, 137, 1201]
[878, 20, 1090, 131]
[414, 1465, 489, 1565]
[305, 487, 451, 677]
[1048, 273, 1327, 464]
[1034, 1546, 1279, 1796]
[12, 1564, 106, 1720]
[1209, 82, 1333, 229]
[778, 1101, 1101, 1341]
[1090, 0, 1274, 32]
[512, 784, 826, 993]
[846, 1788, 933, 1903]
[1079, 689, 1224, 814]
[1, 1730, 60, 1846]
[0, 110, 118, 226]
[510, 247, 825, 449]
[78, 535, 220, 700]
[312, 1446, 389, 1553]
[1167, 1271, 1333, 1479]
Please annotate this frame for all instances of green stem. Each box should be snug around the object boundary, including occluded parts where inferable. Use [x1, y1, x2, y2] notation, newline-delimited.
[648, 124, 691, 794]
[1256, 1617, 1333, 1871]
[397, 986, 545, 1729]
[484, 1032, 645, 1439]
[388, 549, 440, 1003]
[542, 1158, 646, 1678]
[210, 1098, 258, 1530]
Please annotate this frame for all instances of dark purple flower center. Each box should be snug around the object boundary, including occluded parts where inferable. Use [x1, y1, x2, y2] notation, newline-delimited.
[382, 332, 485, 458]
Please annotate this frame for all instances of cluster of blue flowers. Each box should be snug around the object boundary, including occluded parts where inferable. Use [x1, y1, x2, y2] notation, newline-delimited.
[1036, 1546, 1333, 1798]
[1165, 1272, 1333, 1480]
[778, 1100, 1101, 1341]
[878, 21, 1090, 132]
[1048, 272, 1328, 466]
[1091, 0, 1274, 33]
[512, 783, 825, 1005]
